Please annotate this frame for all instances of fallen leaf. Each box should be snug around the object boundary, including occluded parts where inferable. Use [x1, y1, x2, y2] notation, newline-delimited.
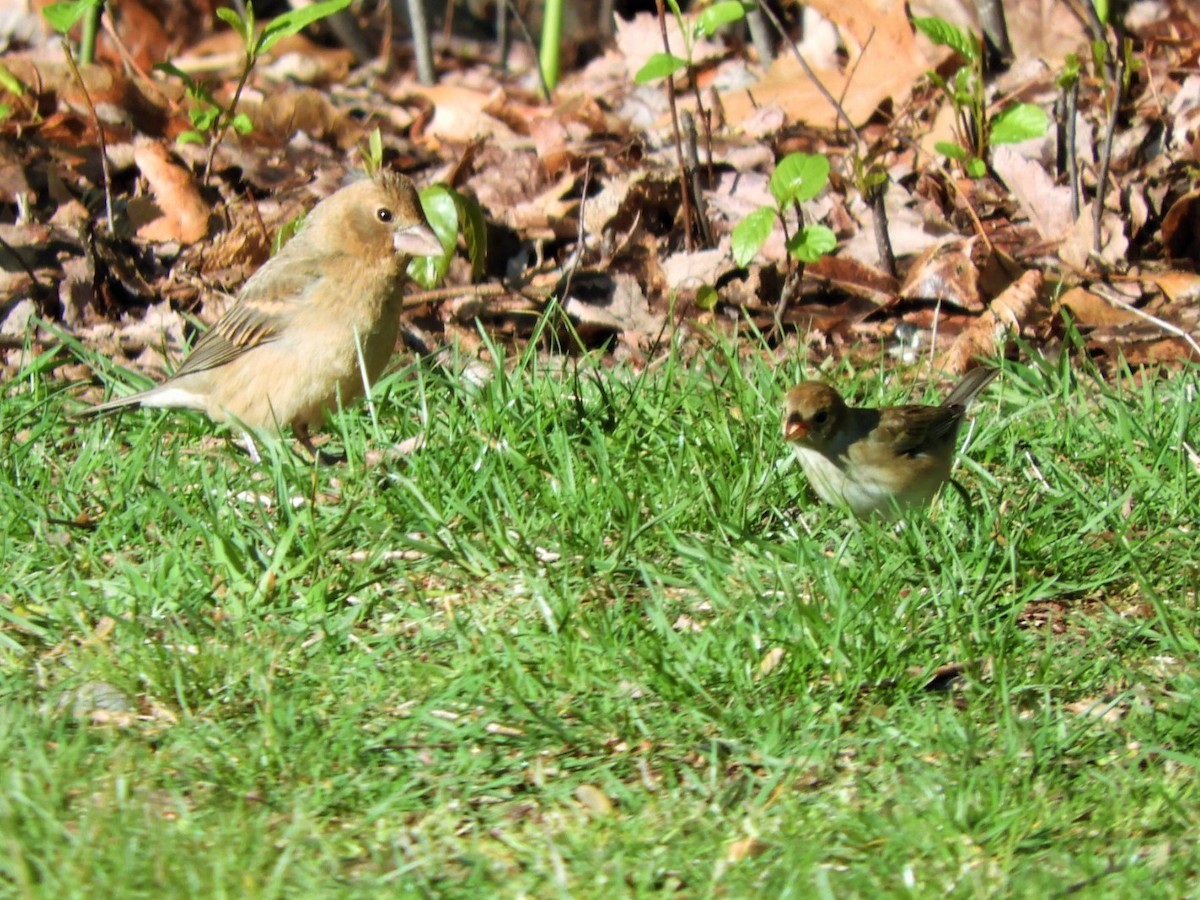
[991, 145, 1074, 242]
[131, 139, 211, 244]
[900, 239, 985, 311]
[574, 784, 615, 816]
[940, 269, 1044, 373]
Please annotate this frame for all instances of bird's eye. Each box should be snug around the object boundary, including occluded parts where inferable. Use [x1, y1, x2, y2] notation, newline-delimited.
[812, 410, 829, 425]
[376, 207, 394, 223]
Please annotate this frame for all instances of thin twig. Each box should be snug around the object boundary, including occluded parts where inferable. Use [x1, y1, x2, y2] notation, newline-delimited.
[1091, 283, 1200, 361]
[559, 161, 593, 304]
[401, 282, 510, 310]
[503, 0, 550, 101]
[941, 173, 993, 253]
[681, 111, 712, 247]
[654, 0, 695, 253]
[755, 2, 863, 152]
[1093, 53, 1124, 257]
[868, 180, 897, 278]
[58, 39, 115, 235]
[0, 232, 45, 287]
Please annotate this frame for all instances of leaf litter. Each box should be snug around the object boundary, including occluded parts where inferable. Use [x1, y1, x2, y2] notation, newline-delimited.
[0, 0, 1197, 387]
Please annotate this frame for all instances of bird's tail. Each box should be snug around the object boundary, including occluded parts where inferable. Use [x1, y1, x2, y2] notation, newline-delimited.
[72, 389, 153, 419]
[941, 366, 998, 409]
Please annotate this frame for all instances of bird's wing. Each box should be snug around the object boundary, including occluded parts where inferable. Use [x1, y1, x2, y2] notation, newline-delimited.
[870, 406, 963, 458]
[170, 262, 319, 379]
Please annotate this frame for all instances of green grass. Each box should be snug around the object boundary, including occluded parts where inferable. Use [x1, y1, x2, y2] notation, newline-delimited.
[2, 327, 1199, 897]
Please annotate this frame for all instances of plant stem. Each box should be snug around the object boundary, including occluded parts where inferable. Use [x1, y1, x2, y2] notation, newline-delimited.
[79, 0, 102, 65]
[405, 0, 435, 86]
[539, 0, 562, 94]
[654, 0, 694, 253]
[1093, 55, 1124, 256]
[204, 54, 256, 184]
[60, 41, 114, 234]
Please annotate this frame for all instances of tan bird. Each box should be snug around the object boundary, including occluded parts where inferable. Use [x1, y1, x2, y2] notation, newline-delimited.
[782, 367, 998, 517]
[83, 170, 443, 457]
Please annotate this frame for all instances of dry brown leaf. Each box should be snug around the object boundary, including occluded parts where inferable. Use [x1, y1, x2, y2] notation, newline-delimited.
[719, 0, 942, 129]
[939, 269, 1043, 373]
[1059, 209, 1129, 270]
[900, 240, 985, 311]
[1149, 271, 1200, 303]
[563, 271, 666, 347]
[529, 115, 574, 178]
[1161, 187, 1200, 263]
[1066, 697, 1127, 725]
[243, 88, 360, 149]
[726, 837, 772, 862]
[758, 647, 786, 677]
[991, 145, 1074, 242]
[573, 784, 615, 817]
[1057, 286, 1142, 328]
[662, 245, 733, 290]
[131, 140, 211, 244]
[407, 84, 518, 144]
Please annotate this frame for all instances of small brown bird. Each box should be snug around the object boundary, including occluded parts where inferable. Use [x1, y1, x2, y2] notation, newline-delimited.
[83, 170, 443, 456]
[782, 367, 998, 518]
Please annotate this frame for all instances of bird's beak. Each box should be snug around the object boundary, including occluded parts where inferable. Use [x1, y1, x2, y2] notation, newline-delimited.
[394, 222, 444, 257]
[783, 418, 807, 442]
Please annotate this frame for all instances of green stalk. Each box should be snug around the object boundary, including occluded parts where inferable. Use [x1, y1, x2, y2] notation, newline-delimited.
[78, 0, 101, 65]
[538, 0, 562, 95]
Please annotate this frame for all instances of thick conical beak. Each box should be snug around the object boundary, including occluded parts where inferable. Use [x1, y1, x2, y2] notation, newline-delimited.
[394, 222, 444, 257]
[783, 417, 807, 442]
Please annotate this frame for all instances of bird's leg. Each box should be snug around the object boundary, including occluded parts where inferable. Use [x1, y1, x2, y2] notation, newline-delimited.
[295, 423, 319, 458]
[295, 423, 343, 465]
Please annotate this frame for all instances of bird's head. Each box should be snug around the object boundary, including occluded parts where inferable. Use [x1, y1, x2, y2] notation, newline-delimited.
[319, 171, 444, 264]
[782, 382, 846, 449]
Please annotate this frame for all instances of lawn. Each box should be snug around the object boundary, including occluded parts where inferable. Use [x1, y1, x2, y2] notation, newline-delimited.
[2, 328, 1198, 897]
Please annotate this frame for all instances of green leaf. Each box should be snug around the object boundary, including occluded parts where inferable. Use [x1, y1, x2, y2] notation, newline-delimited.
[861, 166, 888, 194]
[215, 7, 252, 45]
[368, 128, 383, 166]
[696, 2, 748, 38]
[786, 224, 836, 264]
[966, 157, 987, 178]
[769, 153, 830, 206]
[176, 130, 206, 146]
[42, 0, 101, 34]
[731, 207, 775, 267]
[0, 104, 12, 121]
[634, 52, 687, 84]
[230, 112, 254, 135]
[454, 190, 488, 282]
[190, 106, 220, 130]
[155, 60, 193, 87]
[1057, 52, 1080, 89]
[990, 103, 1048, 145]
[935, 141, 967, 161]
[257, 0, 352, 55]
[694, 284, 719, 311]
[0, 64, 26, 97]
[911, 16, 978, 63]
[951, 67, 976, 104]
[408, 185, 457, 288]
